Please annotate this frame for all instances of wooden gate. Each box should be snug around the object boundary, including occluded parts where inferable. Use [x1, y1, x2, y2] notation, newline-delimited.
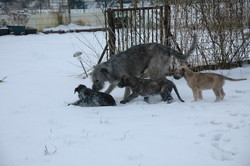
[98, 5, 171, 63]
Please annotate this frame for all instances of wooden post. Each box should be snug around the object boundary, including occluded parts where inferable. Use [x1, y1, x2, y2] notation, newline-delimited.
[160, 6, 163, 44]
[164, 4, 173, 73]
[98, 44, 108, 64]
[67, 0, 71, 23]
[119, 0, 123, 9]
[164, 4, 171, 46]
[107, 8, 116, 57]
[48, 0, 50, 9]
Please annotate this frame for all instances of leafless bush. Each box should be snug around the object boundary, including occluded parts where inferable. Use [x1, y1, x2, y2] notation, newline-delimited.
[194, 0, 249, 68]
[170, 0, 249, 69]
[9, 9, 30, 25]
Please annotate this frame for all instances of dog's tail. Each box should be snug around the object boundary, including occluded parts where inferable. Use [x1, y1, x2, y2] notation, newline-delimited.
[172, 84, 185, 102]
[171, 33, 197, 60]
[223, 76, 247, 81]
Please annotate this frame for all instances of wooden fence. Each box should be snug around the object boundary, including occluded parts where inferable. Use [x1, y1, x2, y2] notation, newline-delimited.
[102, 5, 171, 58]
[100, 1, 249, 70]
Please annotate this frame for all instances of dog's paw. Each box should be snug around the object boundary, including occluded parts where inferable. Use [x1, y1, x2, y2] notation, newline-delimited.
[120, 100, 127, 104]
[167, 97, 173, 104]
[167, 100, 173, 104]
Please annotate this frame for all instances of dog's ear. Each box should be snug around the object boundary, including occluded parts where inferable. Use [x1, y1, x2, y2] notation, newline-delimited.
[74, 87, 78, 94]
[81, 85, 87, 89]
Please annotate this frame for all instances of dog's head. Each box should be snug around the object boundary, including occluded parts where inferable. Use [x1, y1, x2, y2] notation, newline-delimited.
[173, 66, 187, 80]
[91, 64, 111, 91]
[74, 84, 87, 94]
[117, 76, 131, 88]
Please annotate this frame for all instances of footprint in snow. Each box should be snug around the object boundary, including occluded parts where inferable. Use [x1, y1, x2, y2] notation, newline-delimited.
[241, 113, 249, 117]
[222, 137, 231, 143]
[235, 90, 246, 93]
[213, 133, 223, 141]
[198, 133, 206, 137]
[227, 123, 233, 128]
[211, 142, 236, 161]
[230, 113, 238, 117]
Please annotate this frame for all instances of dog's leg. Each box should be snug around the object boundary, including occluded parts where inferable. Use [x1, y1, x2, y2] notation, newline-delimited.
[219, 88, 225, 100]
[105, 83, 117, 94]
[161, 91, 173, 104]
[198, 90, 203, 100]
[120, 93, 139, 104]
[68, 100, 82, 106]
[124, 87, 131, 99]
[213, 88, 221, 102]
[192, 88, 199, 101]
[144, 97, 150, 103]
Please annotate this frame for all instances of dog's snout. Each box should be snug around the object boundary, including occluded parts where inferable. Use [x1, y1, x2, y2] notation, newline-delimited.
[117, 82, 123, 88]
[173, 72, 182, 80]
[92, 84, 99, 91]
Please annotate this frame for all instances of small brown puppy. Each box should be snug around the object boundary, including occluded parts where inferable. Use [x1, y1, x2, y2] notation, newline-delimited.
[174, 66, 247, 102]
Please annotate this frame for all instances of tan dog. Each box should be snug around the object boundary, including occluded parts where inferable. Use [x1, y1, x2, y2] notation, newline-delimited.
[174, 66, 247, 102]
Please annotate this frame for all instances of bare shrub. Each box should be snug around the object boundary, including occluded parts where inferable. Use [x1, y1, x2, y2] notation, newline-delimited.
[170, 0, 249, 69]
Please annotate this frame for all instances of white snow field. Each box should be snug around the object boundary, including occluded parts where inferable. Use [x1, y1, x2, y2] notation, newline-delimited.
[0, 32, 250, 166]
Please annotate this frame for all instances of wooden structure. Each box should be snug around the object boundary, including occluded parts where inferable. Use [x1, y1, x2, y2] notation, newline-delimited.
[98, 5, 171, 62]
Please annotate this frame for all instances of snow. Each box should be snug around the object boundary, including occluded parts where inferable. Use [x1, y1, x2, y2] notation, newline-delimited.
[42, 23, 105, 33]
[0, 27, 8, 30]
[0, 32, 250, 166]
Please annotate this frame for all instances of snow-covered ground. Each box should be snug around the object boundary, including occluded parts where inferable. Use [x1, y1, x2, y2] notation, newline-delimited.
[42, 23, 105, 33]
[0, 32, 250, 166]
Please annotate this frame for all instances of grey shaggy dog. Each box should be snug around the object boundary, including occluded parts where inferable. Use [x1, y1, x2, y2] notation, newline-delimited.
[92, 34, 197, 99]
[68, 84, 116, 107]
[117, 76, 185, 104]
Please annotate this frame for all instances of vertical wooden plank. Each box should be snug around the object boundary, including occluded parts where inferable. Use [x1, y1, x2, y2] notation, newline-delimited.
[125, 10, 129, 50]
[121, 10, 125, 51]
[160, 6, 164, 44]
[155, 7, 158, 42]
[134, 9, 137, 45]
[151, 7, 154, 43]
[130, 9, 133, 47]
[107, 8, 116, 56]
[139, 8, 142, 44]
[147, 8, 150, 43]
[104, 10, 108, 57]
[164, 4, 171, 46]
[143, 8, 146, 43]
[117, 10, 121, 52]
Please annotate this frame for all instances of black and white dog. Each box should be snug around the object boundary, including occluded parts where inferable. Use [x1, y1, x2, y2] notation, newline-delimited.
[68, 84, 116, 107]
